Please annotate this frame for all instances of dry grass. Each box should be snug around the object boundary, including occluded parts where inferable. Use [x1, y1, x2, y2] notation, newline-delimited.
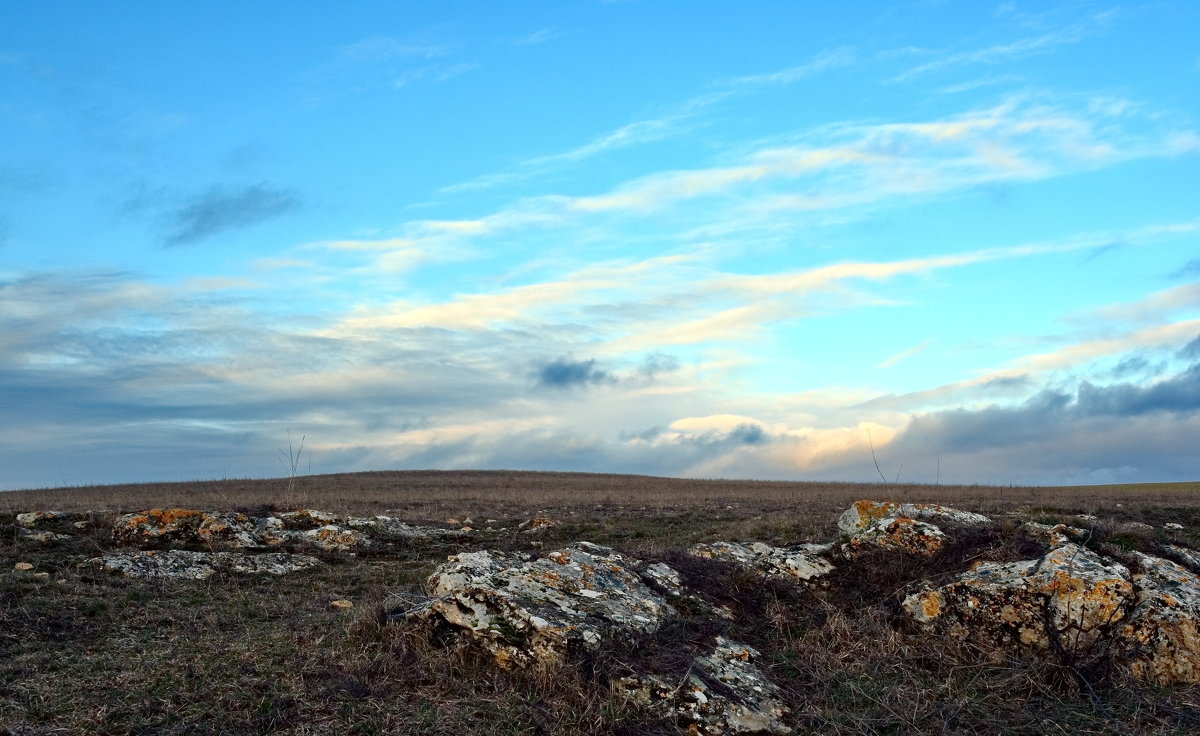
[3, 470, 1200, 734]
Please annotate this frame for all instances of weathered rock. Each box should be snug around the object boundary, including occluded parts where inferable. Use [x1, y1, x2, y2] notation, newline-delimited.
[16, 511, 70, 527]
[1165, 523, 1185, 532]
[903, 543, 1133, 656]
[1019, 521, 1085, 547]
[401, 542, 677, 669]
[14, 562, 34, 571]
[112, 509, 262, 549]
[842, 517, 947, 557]
[518, 516, 560, 534]
[614, 637, 790, 735]
[302, 524, 371, 551]
[639, 562, 687, 597]
[276, 509, 339, 528]
[91, 550, 323, 579]
[1118, 552, 1200, 684]
[1168, 545, 1200, 573]
[838, 500, 990, 536]
[688, 541, 833, 584]
[366, 516, 469, 539]
[17, 527, 72, 544]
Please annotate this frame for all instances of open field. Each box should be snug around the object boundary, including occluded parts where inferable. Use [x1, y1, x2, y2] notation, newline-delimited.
[4, 471, 1200, 734]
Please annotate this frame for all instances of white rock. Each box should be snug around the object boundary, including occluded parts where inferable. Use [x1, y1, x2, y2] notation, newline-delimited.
[838, 500, 990, 536]
[402, 542, 678, 669]
[688, 541, 834, 584]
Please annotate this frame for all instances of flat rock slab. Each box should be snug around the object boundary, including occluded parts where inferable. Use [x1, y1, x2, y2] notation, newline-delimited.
[838, 500, 991, 536]
[91, 550, 324, 579]
[401, 542, 678, 669]
[688, 541, 833, 584]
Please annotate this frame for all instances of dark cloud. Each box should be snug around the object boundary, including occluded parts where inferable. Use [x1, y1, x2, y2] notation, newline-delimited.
[536, 358, 613, 389]
[1180, 334, 1200, 360]
[164, 182, 300, 246]
[638, 352, 680, 378]
[863, 361, 1200, 485]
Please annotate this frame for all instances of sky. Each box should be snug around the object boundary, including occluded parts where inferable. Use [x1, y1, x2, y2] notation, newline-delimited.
[1, 1, 1199, 491]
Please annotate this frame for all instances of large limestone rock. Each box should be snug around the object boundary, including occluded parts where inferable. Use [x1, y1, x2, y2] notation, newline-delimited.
[91, 550, 323, 579]
[112, 509, 261, 549]
[615, 637, 790, 735]
[842, 517, 948, 558]
[1119, 552, 1200, 684]
[903, 543, 1133, 656]
[688, 541, 834, 585]
[838, 500, 990, 536]
[401, 542, 677, 669]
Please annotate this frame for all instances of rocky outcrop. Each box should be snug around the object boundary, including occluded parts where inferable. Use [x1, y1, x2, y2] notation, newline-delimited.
[108, 508, 466, 551]
[842, 517, 948, 557]
[112, 509, 262, 549]
[1119, 552, 1200, 684]
[838, 500, 991, 536]
[615, 637, 790, 735]
[688, 541, 833, 584]
[903, 543, 1132, 654]
[91, 550, 323, 579]
[400, 542, 678, 669]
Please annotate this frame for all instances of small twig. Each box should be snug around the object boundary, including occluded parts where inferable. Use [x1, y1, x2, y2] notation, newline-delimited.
[868, 428, 889, 489]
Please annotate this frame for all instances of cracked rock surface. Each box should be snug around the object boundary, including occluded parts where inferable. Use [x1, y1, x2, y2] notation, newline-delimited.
[400, 542, 678, 669]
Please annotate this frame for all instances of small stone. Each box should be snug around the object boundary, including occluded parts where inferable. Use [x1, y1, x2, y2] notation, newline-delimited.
[33, 572, 49, 580]
[1165, 523, 1185, 532]
[14, 562, 34, 571]
[330, 599, 354, 609]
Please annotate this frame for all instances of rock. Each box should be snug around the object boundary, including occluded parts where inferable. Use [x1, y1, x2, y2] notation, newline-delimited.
[33, 572, 49, 581]
[277, 509, 339, 528]
[688, 541, 833, 584]
[368, 516, 469, 539]
[614, 637, 790, 735]
[838, 500, 990, 536]
[91, 550, 324, 579]
[16, 511, 70, 527]
[401, 542, 677, 669]
[302, 524, 371, 551]
[1118, 552, 1200, 684]
[1168, 545, 1200, 573]
[903, 543, 1133, 657]
[330, 599, 354, 609]
[1019, 521, 1085, 547]
[518, 516, 560, 534]
[112, 509, 262, 549]
[1164, 523, 1185, 532]
[17, 528, 72, 545]
[639, 562, 687, 597]
[842, 517, 947, 557]
[14, 562, 34, 571]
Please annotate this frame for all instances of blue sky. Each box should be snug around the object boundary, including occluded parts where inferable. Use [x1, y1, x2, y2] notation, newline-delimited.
[2, 1, 1199, 490]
